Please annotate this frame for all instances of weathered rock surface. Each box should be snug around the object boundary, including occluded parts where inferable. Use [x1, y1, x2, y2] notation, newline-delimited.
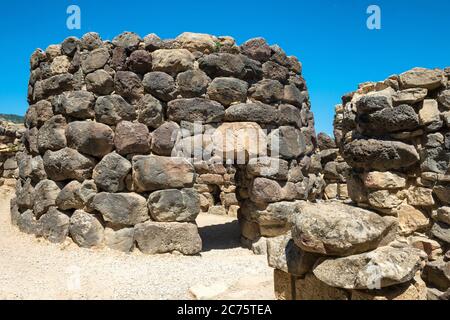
[69, 210, 104, 248]
[147, 188, 200, 222]
[66, 121, 115, 157]
[43, 148, 96, 181]
[93, 152, 131, 192]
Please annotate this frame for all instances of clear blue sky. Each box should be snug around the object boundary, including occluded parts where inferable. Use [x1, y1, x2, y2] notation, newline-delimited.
[0, 0, 449, 135]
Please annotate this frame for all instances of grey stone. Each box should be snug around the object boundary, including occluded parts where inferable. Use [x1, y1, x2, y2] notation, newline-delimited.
[198, 53, 245, 78]
[262, 61, 289, 83]
[207, 77, 248, 106]
[142, 72, 176, 101]
[132, 155, 195, 192]
[56, 91, 96, 119]
[114, 71, 144, 101]
[268, 126, 306, 159]
[95, 95, 136, 125]
[313, 246, 424, 289]
[283, 85, 308, 108]
[112, 31, 142, 51]
[431, 222, 450, 244]
[151, 121, 180, 156]
[134, 221, 202, 255]
[127, 50, 152, 74]
[91, 192, 149, 226]
[80, 32, 103, 51]
[136, 94, 164, 129]
[177, 69, 211, 98]
[249, 79, 284, 104]
[224, 102, 278, 124]
[39, 207, 70, 243]
[167, 98, 224, 124]
[25, 100, 54, 128]
[93, 152, 131, 192]
[85, 70, 114, 95]
[69, 210, 104, 248]
[33, 179, 61, 218]
[66, 121, 114, 157]
[55, 180, 84, 210]
[292, 202, 397, 256]
[81, 47, 110, 74]
[148, 188, 200, 222]
[240, 37, 272, 62]
[43, 148, 96, 182]
[37, 115, 67, 153]
[104, 227, 135, 253]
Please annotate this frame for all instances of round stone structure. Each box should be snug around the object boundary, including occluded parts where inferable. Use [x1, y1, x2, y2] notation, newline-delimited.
[11, 31, 322, 255]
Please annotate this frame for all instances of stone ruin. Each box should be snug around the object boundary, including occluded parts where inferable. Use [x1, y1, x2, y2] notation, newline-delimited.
[9, 30, 450, 300]
[269, 67, 450, 300]
[11, 32, 322, 255]
[0, 120, 24, 187]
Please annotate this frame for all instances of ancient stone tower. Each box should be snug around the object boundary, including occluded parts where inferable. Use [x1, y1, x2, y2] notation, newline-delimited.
[12, 32, 322, 255]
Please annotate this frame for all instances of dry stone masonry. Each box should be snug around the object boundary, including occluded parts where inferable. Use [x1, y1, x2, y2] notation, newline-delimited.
[12, 31, 321, 256]
[269, 67, 450, 300]
[0, 120, 24, 187]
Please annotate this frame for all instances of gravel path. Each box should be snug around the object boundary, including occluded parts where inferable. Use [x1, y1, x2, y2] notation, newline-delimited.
[0, 185, 273, 300]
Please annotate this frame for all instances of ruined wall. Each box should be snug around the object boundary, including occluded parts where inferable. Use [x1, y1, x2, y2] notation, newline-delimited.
[12, 31, 321, 255]
[0, 120, 24, 186]
[269, 67, 450, 300]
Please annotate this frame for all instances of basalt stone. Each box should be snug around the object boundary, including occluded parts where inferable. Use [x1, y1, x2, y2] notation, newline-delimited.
[392, 88, 428, 105]
[95, 95, 136, 125]
[37, 115, 67, 153]
[114, 71, 144, 101]
[343, 139, 420, 171]
[176, 69, 211, 98]
[151, 49, 195, 75]
[39, 207, 70, 243]
[91, 192, 149, 226]
[114, 121, 151, 156]
[66, 121, 114, 157]
[132, 155, 195, 192]
[69, 210, 104, 248]
[422, 258, 450, 291]
[55, 91, 96, 119]
[207, 77, 248, 106]
[278, 104, 302, 128]
[55, 180, 84, 210]
[93, 152, 131, 192]
[85, 70, 114, 95]
[143, 33, 164, 51]
[33, 179, 61, 218]
[292, 202, 396, 256]
[17, 210, 42, 236]
[356, 95, 392, 113]
[142, 71, 176, 101]
[25, 100, 54, 128]
[313, 246, 424, 289]
[18, 154, 47, 183]
[134, 221, 202, 255]
[43, 148, 96, 182]
[249, 79, 284, 104]
[104, 227, 135, 253]
[147, 188, 200, 222]
[198, 53, 245, 78]
[175, 32, 217, 53]
[358, 104, 420, 135]
[283, 85, 309, 108]
[246, 157, 289, 180]
[240, 37, 272, 63]
[30, 49, 46, 70]
[80, 32, 103, 51]
[240, 55, 263, 82]
[112, 31, 142, 51]
[249, 178, 284, 204]
[399, 68, 446, 90]
[262, 61, 289, 83]
[33, 74, 74, 101]
[81, 48, 110, 74]
[16, 179, 35, 210]
[167, 98, 224, 124]
[61, 36, 79, 57]
[268, 126, 306, 159]
[127, 50, 152, 74]
[317, 132, 336, 150]
[151, 121, 181, 156]
[431, 222, 450, 244]
[111, 47, 127, 71]
[136, 94, 164, 129]
[224, 102, 278, 124]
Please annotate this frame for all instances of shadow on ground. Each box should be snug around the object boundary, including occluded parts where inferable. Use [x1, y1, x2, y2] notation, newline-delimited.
[198, 220, 242, 252]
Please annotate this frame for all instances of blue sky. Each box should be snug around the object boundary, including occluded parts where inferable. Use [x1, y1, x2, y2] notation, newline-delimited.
[0, 0, 449, 135]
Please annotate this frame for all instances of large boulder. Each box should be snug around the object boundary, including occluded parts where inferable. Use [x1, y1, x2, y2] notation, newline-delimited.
[136, 94, 164, 129]
[176, 69, 211, 98]
[81, 47, 110, 73]
[85, 70, 114, 95]
[147, 188, 200, 222]
[134, 221, 202, 255]
[198, 53, 245, 78]
[268, 126, 306, 159]
[43, 148, 96, 181]
[55, 180, 84, 210]
[114, 121, 151, 155]
[33, 179, 61, 218]
[224, 102, 278, 124]
[248, 79, 284, 104]
[240, 38, 272, 63]
[37, 115, 67, 153]
[399, 68, 446, 90]
[25, 100, 53, 128]
[142, 71, 176, 101]
[313, 246, 424, 289]
[167, 98, 224, 123]
[17, 154, 47, 183]
[127, 50, 152, 74]
[175, 32, 217, 53]
[114, 71, 144, 101]
[292, 202, 397, 256]
[343, 139, 420, 171]
[66, 121, 115, 157]
[132, 155, 195, 192]
[91, 192, 149, 226]
[151, 121, 181, 156]
[104, 227, 135, 253]
[69, 210, 104, 248]
[93, 152, 131, 192]
[112, 31, 142, 51]
[151, 49, 195, 75]
[55, 91, 96, 119]
[39, 207, 70, 243]
[95, 95, 136, 125]
[207, 77, 248, 106]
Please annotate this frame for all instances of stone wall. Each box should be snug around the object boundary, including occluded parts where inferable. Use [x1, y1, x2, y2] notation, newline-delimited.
[0, 120, 24, 186]
[12, 31, 322, 255]
[269, 67, 450, 300]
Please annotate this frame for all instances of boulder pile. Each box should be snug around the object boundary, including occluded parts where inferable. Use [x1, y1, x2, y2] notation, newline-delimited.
[11, 31, 321, 255]
[269, 67, 450, 300]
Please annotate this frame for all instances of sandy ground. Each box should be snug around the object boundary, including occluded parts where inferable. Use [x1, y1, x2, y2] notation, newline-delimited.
[0, 185, 274, 300]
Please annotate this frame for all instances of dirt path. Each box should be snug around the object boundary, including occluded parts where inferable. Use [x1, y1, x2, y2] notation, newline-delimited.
[0, 185, 274, 300]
